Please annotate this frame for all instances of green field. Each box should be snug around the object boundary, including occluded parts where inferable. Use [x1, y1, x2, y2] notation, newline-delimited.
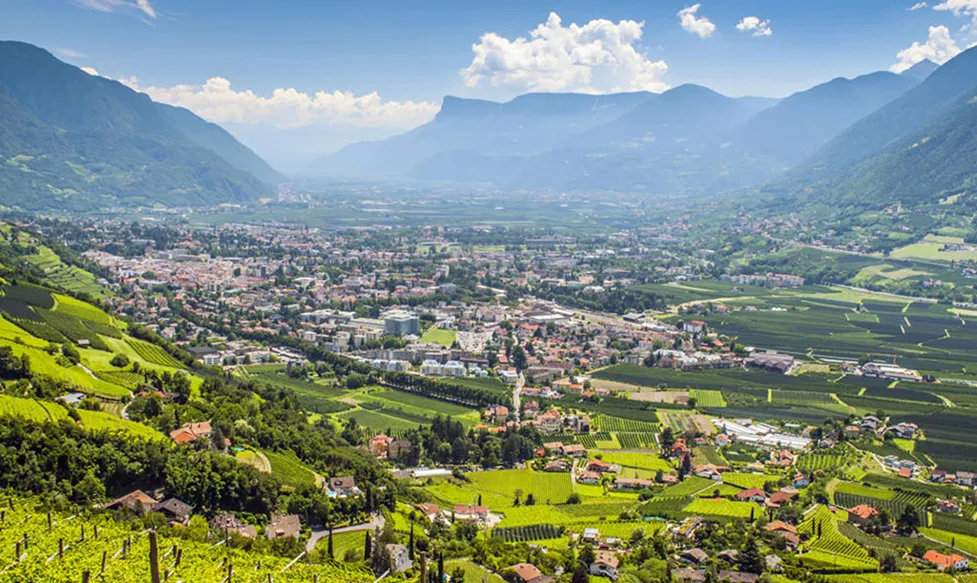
[264, 449, 318, 488]
[682, 498, 762, 519]
[891, 234, 977, 262]
[420, 327, 457, 346]
[468, 469, 575, 506]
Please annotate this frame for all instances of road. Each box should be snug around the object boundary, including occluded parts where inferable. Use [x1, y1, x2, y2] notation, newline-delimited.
[305, 513, 385, 552]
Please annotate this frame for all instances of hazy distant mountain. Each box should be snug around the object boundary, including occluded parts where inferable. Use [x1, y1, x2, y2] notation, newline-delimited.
[901, 59, 939, 82]
[793, 47, 977, 180]
[730, 71, 919, 166]
[312, 91, 656, 178]
[0, 41, 275, 210]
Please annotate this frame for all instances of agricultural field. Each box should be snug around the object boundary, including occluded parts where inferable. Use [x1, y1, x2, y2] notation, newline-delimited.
[721, 472, 781, 490]
[23, 244, 111, 298]
[597, 452, 673, 472]
[0, 495, 372, 583]
[920, 528, 977, 556]
[263, 449, 318, 489]
[336, 408, 421, 435]
[689, 389, 725, 407]
[797, 451, 854, 472]
[693, 446, 727, 466]
[682, 498, 762, 519]
[798, 505, 879, 572]
[467, 469, 575, 506]
[825, 575, 954, 583]
[833, 482, 930, 517]
[660, 477, 715, 497]
[891, 234, 977, 263]
[597, 414, 659, 432]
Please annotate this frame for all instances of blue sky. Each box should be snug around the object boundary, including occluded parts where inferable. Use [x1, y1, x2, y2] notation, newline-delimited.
[2, 0, 975, 161]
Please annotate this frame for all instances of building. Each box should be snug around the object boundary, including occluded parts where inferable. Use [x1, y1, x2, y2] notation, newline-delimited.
[266, 514, 301, 539]
[384, 310, 420, 336]
[924, 550, 969, 571]
[169, 421, 213, 444]
[327, 476, 360, 498]
[211, 514, 257, 538]
[510, 563, 545, 583]
[152, 498, 193, 525]
[591, 551, 620, 579]
[386, 544, 412, 572]
[847, 504, 880, 526]
[862, 362, 923, 382]
[103, 490, 156, 513]
[745, 351, 795, 374]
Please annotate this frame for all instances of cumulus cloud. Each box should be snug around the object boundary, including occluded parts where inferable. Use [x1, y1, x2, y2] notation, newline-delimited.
[735, 16, 772, 37]
[678, 5, 716, 38]
[75, 0, 155, 19]
[117, 76, 438, 129]
[891, 25, 961, 72]
[908, 2, 929, 10]
[934, 0, 977, 18]
[461, 12, 669, 94]
[81, 66, 100, 76]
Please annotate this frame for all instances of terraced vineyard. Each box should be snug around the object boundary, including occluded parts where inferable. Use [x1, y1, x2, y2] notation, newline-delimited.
[721, 472, 780, 490]
[124, 338, 186, 369]
[833, 482, 930, 516]
[798, 505, 879, 572]
[0, 497, 373, 583]
[797, 451, 852, 471]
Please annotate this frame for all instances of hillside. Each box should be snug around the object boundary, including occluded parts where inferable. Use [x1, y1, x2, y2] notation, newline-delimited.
[729, 71, 919, 167]
[787, 84, 977, 208]
[0, 41, 275, 210]
[792, 45, 977, 180]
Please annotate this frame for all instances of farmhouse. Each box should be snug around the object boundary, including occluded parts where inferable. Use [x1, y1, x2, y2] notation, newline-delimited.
[168, 420, 213, 444]
[510, 562, 549, 583]
[103, 489, 156, 513]
[152, 498, 193, 525]
[847, 504, 880, 526]
[614, 477, 655, 490]
[736, 488, 767, 503]
[590, 551, 620, 579]
[266, 514, 301, 539]
[211, 514, 256, 538]
[453, 504, 489, 522]
[578, 470, 601, 485]
[924, 550, 969, 571]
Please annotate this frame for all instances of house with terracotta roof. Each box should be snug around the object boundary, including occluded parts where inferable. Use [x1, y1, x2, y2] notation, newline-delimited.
[736, 488, 767, 503]
[103, 489, 156, 513]
[847, 504, 880, 526]
[510, 562, 545, 583]
[924, 550, 969, 571]
[169, 421, 213, 444]
[591, 550, 620, 579]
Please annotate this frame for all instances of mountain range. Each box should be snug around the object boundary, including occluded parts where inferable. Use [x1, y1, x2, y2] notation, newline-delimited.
[0, 41, 280, 211]
[2, 37, 977, 214]
[310, 48, 977, 212]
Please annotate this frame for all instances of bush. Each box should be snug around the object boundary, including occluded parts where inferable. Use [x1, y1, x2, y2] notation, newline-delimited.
[110, 353, 130, 368]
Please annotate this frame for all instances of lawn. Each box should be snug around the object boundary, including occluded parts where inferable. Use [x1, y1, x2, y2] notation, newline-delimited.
[445, 560, 505, 583]
[420, 327, 457, 347]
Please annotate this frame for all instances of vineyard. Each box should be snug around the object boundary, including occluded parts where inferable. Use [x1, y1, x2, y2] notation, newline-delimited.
[833, 483, 929, 517]
[798, 505, 879, 572]
[721, 473, 780, 490]
[616, 433, 658, 449]
[493, 524, 563, 543]
[770, 389, 838, 405]
[681, 498, 761, 519]
[125, 338, 186, 369]
[689, 389, 726, 408]
[640, 496, 692, 517]
[836, 521, 909, 569]
[597, 415, 659, 432]
[797, 451, 851, 471]
[597, 452, 673, 472]
[0, 497, 374, 583]
[467, 469, 574, 506]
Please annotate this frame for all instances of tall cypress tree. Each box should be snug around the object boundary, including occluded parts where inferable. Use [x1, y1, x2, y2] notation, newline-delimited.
[437, 552, 444, 583]
[409, 523, 415, 560]
[364, 531, 372, 561]
[328, 527, 334, 559]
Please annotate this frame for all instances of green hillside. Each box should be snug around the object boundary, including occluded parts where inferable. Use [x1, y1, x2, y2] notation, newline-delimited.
[0, 41, 274, 210]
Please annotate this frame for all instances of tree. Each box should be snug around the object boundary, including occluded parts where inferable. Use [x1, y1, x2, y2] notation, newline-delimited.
[364, 531, 372, 561]
[570, 562, 589, 583]
[739, 535, 763, 574]
[898, 506, 920, 534]
[660, 427, 675, 452]
[450, 565, 466, 583]
[880, 553, 897, 572]
[409, 524, 415, 560]
[328, 527, 334, 559]
[110, 353, 130, 368]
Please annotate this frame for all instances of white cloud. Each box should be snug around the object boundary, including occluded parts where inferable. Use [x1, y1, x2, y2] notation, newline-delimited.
[934, 0, 977, 18]
[908, 2, 929, 10]
[117, 76, 438, 129]
[735, 16, 772, 37]
[81, 67, 100, 76]
[460, 12, 669, 94]
[75, 0, 156, 19]
[891, 25, 961, 72]
[678, 4, 716, 38]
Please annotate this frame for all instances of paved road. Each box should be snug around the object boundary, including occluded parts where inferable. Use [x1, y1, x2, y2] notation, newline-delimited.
[306, 513, 384, 552]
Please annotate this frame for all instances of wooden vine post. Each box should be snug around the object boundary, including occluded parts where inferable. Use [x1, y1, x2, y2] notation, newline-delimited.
[149, 530, 161, 583]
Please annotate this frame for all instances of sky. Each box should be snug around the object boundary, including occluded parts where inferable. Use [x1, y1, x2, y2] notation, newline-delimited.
[2, 0, 976, 164]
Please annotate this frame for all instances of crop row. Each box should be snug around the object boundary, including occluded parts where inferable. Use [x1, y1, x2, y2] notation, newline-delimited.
[493, 524, 563, 543]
